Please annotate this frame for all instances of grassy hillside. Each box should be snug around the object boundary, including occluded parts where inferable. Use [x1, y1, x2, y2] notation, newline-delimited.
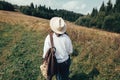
[0, 10, 120, 80]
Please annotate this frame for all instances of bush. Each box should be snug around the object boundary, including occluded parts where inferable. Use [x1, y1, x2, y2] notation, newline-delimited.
[75, 16, 91, 27]
[102, 13, 120, 33]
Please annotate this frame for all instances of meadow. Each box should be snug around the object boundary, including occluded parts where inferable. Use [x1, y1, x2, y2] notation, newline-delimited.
[0, 10, 120, 80]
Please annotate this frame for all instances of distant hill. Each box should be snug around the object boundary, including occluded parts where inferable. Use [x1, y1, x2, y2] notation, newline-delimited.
[0, 10, 120, 80]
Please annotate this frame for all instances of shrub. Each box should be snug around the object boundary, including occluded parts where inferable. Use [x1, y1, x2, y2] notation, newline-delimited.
[75, 16, 91, 27]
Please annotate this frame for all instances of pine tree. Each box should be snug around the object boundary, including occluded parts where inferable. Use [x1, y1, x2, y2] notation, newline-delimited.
[100, 2, 106, 12]
[106, 0, 113, 15]
[91, 8, 98, 17]
[30, 2, 34, 9]
[30, 3, 35, 16]
[114, 0, 120, 13]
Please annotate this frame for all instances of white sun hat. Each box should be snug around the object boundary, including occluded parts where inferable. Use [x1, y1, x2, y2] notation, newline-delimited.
[50, 17, 66, 34]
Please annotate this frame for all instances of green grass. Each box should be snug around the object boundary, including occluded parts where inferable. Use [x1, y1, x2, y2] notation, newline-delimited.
[0, 22, 45, 80]
[0, 22, 120, 80]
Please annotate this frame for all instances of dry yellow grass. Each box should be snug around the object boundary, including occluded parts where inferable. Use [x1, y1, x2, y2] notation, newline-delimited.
[0, 10, 119, 37]
[0, 10, 49, 32]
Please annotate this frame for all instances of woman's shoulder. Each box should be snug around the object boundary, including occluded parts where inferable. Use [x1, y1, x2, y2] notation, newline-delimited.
[62, 33, 70, 38]
[45, 34, 50, 41]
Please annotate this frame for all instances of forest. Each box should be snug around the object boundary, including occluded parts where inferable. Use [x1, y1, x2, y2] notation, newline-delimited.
[75, 0, 120, 33]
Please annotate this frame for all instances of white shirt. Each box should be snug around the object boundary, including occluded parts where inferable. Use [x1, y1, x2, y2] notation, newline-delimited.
[43, 33, 73, 63]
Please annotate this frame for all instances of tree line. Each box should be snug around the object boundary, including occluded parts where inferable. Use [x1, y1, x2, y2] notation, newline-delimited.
[19, 3, 83, 22]
[75, 0, 120, 33]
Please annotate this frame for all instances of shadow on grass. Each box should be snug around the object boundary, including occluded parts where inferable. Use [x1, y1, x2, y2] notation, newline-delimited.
[71, 49, 79, 56]
[71, 67, 100, 80]
[71, 73, 89, 80]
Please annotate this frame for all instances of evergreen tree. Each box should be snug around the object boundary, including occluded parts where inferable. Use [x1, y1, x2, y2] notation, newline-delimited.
[30, 2, 34, 9]
[20, 6, 31, 15]
[100, 2, 106, 12]
[106, 0, 113, 15]
[96, 11, 106, 28]
[91, 8, 98, 17]
[114, 0, 120, 13]
[30, 3, 34, 16]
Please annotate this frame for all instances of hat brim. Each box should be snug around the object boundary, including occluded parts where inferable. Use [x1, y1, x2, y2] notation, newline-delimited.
[51, 24, 66, 34]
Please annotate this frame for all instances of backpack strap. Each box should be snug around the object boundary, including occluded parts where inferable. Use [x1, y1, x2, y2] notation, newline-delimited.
[49, 33, 56, 53]
[44, 33, 55, 61]
[50, 33, 54, 48]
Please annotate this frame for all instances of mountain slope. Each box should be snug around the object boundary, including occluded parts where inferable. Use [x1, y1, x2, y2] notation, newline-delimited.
[0, 10, 120, 80]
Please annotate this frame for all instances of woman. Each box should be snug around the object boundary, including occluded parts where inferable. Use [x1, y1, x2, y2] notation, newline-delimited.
[43, 17, 73, 80]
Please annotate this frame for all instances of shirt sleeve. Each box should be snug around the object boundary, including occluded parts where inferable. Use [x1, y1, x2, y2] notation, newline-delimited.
[43, 35, 50, 58]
